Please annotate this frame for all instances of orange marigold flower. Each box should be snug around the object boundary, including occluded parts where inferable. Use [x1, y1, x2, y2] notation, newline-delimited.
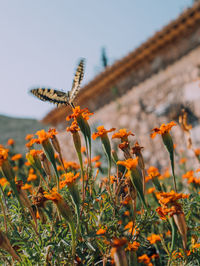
[92, 126, 115, 140]
[44, 188, 63, 203]
[7, 139, 15, 146]
[151, 121, 176, 138]
[11, 153, 22, 161]
[194, 148, 200, 156]
[25, 134, 34, 141]
[156, 190, 189, 205]
[96, 228, 107, 235]
[81, 146, 86, 153]
[179, 158, 187, 164]
[25, 161, 31, 166]
[147, 234, 162, 244]
[0, 177, 9, 187]
[112, 128, 134, 141]
[192, 243, 200, 249]
[117, 157, 138, 170]
[138, 254, 152, 265]
[126, 241, 140, 251]
[27, 174, 37, 182]
[66, 106, 93, 121]
[147, 187, 155, 194]
[124, 211, 130, 216]
[21, 183, 32, 190]
[7, 191, 12, 196]
[182, 170, 200, 185]
[146, 166, 161, 181]
[66, 121, 80, 133]
[124, 221, 138, 236]
[26, 138, 36, 148]
[94, 162, 101, 168]
[59, 172, 80, 188]
[0, 147, 8, 166]
[35, 129, 57, 144]
[29, 149, 42, 157]
[91, 155, 101, 162]
[63, 161, 80, 170]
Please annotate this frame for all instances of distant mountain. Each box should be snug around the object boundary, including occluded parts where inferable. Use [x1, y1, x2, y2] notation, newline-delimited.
[0, 114, 48, 153]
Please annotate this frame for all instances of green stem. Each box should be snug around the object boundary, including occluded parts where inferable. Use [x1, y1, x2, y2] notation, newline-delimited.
[69, 222, 76, 265]
[169, 217, 176, 253]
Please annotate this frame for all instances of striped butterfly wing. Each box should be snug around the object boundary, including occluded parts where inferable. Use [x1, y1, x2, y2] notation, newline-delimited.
[69, 59, 85, 105]
[30, 88, 69, 107]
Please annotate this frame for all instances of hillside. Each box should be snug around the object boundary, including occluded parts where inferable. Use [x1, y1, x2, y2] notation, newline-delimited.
[0, 114, 48, 153]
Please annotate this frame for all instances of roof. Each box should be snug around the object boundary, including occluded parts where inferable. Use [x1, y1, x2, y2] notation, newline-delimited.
[42, 2, 200, 126]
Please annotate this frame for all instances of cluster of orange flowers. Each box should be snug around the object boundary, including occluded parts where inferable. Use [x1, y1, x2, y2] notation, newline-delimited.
[156, 191, 188, 219]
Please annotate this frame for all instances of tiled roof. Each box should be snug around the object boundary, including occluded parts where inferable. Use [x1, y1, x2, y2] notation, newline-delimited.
[42, 2, 200, 125]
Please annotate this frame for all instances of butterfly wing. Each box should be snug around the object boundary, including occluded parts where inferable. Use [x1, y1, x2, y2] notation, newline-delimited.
[69, 59, 85, 105]
[30, 88, 68, 107]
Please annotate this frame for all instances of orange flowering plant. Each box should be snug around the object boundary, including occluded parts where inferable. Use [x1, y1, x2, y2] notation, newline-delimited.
[1, 81, 200, 265]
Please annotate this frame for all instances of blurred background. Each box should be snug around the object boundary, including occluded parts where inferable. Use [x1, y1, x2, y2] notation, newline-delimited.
[1, 0, 200, 165]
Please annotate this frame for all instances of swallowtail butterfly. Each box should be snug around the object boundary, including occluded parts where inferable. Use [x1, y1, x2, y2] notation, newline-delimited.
[30, 59, 85, 108]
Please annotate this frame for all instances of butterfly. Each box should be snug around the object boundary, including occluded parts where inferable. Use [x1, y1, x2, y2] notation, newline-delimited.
[30, 59, 85, 108]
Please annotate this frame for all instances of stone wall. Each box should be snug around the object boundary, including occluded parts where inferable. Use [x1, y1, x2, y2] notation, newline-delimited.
[58, 46, 200, 170]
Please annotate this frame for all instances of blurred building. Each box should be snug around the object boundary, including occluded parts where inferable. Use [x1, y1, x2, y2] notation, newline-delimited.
[43, 2, 200, 167]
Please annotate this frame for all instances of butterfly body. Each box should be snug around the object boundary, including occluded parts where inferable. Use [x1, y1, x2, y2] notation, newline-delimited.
[30, 59, 84, 108]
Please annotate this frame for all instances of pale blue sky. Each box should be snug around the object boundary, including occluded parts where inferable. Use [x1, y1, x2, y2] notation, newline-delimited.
[0, 0, 192, 119]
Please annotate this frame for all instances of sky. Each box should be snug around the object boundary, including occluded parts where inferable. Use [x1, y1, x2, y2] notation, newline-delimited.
[0, 0, 193, 120]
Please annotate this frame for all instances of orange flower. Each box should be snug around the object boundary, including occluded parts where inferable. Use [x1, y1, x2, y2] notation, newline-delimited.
[91, 155, 101, 162]
[194, 148, 200, 156]
[35, 129, 57, 144]
[66, 121, 80, 133]
[0, 177, 9, 187]
[25, 134, 34, 141]
[124, 211, 130, 216]
[7, 139, 15, 146]
[27, 174, 37, 182]
[96, 228, 107, 235]
[0, 147, 8, 166]
[138, 254, 152, 266]
[147, 234, 162, 244]
[147, 187, 155, 194]
[11, 153, 22, 161]
[81, 146, 86, 153]
[29, 149, 42, 157]
[179, 158, 187, 164]
[66, 106, 93, 121]
[182, 170, 200, 185]
[44, 188, 63, 203]
[117, 157, 138, 170]
[63, 161, 80, 170]
[151, 121, 176, 138]
[21, 183, 32, 190]
[156, 191, 189, 205]
[92, 126, 115, 140]
[59, 172, 80, 188]
[126, 241, 140, 251]
[146, 166, 161, 181]
[124, 221, 138, 236]
[112, 128, 134, 141]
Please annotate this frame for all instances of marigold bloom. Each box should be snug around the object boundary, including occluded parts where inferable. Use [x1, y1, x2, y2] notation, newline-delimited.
[138, 254, 152, 266]
[126, 241, 140, 251]
[151, 121, 176, 138]
[179, 158, 187, 164]
[59, 172, 80, 188]
[64, 161, 80, 170]
[91, 155, 101, 162]
[112, 128, 134, 141]
[44, 188, 63, 203]
[29, 149, 43, 157]
[0, 177, 9, 187]
[156, 191, 189, 205]
[7, 139, 15, 146]
[182, 170, 200, 185]
[35, 129, 57, 144]
[117, 157, 138, 170]
[124, 221, 138, 236]
[66, 121, 80, 133]
[11, 153, 22, 161]
[146, 166, 161, 182]
[25, 134, 34, 141]
[96, 228, 107, 235]
[92, 126, 115, 140]
[0, 147, 8, 166]
[21, 183, 32, 190]
[66, 106, 93, 121]
[194, 148, 200, 156]
[147, 234, 162, 244]
[27, 174, 37, 182]
[147, 187, 155, 194]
